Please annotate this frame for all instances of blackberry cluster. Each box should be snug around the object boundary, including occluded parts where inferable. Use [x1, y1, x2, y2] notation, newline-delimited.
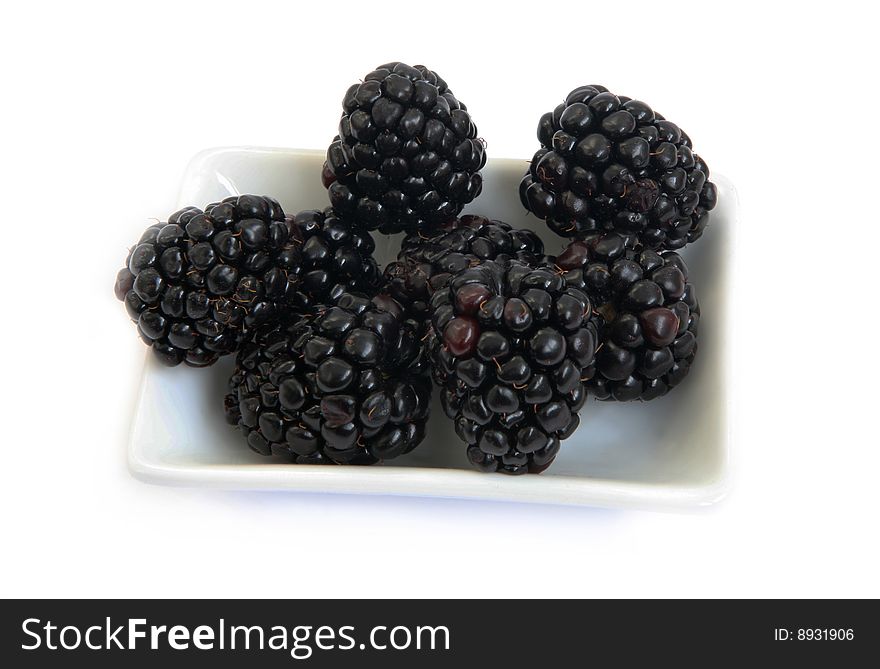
[384, 214, 546, 322]
[555, 234, 699, 401]
[519, 85, 717, 249]
[115, 198, 381, 367]
[429, 260, 598, 474]
[224, 293, 431, 464]
[115, 68, 718, 476]
[325, 62, 486, 234]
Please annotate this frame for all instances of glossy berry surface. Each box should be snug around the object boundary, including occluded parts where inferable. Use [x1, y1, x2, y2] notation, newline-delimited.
[557, 233, 700, 400]
[326, 62, 486, 234]
[114, 198, 381, 367]
[224, 293, 432, 465]
[287, 208, 382, 310]
[429, 259, 599, 474]
[115, 195, 290, 367]
[383, 214, 546, 324]
[519, 85, 717, 249]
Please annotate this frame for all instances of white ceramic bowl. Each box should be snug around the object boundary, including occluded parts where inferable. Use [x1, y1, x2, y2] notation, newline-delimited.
[128, 147, 735, 509]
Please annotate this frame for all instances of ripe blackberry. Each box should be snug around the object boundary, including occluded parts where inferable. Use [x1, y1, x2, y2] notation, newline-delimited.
[555, 234, 699, 401]
[519, 85, 717, 250]
[115, 198, 381, 367]
[383, 214, 546, 322]
[287, 207, 382, 309]
[430, 260, 599, 474]
[325, 62, 486, 234]
[225, 292, 432, 464]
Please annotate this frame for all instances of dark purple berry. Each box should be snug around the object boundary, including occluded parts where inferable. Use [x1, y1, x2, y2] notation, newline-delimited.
[521, 86, 717, 249]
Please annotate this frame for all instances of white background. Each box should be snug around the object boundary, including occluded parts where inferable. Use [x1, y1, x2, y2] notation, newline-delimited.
[2, 0, 878, 598]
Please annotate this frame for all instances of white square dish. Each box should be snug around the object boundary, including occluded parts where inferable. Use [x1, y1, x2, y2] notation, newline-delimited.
[128, 147, 735, 509]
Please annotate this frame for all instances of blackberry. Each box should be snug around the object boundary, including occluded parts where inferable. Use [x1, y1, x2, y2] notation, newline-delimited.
[287, 207, 382, 309]
[555, 234, 699, 401]
[115, 198, 381, 367]
[430, 260, 599, 474]
[325, 62, 486, 234]
[519, 85, 717, 250]
[384, 214, 546, 323]
[224, 292, 432, 464]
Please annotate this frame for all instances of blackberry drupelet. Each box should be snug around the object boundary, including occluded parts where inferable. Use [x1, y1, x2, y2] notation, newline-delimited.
[384, 214, 546, 323]
[519, 85, 717, 250]
[556, 233, 699, 401]
[224, 292, 432, 464]
[430, 260, 599, 474]
[115, 198, 381, 367]
[325, 62, 486, 234]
